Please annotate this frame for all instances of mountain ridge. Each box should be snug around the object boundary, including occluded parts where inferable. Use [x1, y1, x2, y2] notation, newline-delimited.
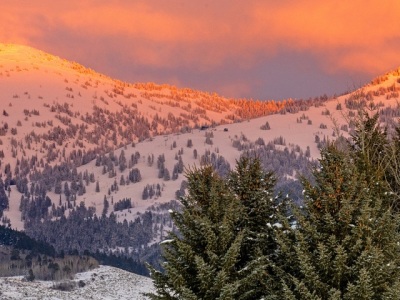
[1, 44, 400, 280]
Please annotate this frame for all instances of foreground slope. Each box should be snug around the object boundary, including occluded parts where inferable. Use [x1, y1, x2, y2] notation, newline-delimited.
[0, 265, 154, 299]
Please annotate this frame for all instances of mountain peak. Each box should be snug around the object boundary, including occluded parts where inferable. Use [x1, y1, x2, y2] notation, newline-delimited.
[0, 43, 32, 52]
[0, 43, 48, 59]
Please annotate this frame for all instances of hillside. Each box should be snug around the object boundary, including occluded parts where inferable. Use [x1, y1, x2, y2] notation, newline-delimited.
[1, 43, 400, 271]
[0, 265, 154, 299]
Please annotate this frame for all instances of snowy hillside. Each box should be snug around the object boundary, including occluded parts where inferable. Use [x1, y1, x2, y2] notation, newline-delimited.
[1, 43, 400, 270]
[0, 265, 154, 299]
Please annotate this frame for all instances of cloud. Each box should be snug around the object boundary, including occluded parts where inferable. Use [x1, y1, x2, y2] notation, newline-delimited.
[249, 0, 400, 74]
[0, 1, 399, 98]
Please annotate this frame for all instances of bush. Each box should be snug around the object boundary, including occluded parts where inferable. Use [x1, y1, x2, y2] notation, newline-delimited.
[78, 280, 86, 288]
[26, 269, 35, 282]
[52, 281, 76, 291]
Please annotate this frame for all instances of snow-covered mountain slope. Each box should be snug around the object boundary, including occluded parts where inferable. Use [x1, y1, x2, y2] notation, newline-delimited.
[0, 265, 154, 299]
[0, 43, 281, 229]
[1, 43, 400, 256]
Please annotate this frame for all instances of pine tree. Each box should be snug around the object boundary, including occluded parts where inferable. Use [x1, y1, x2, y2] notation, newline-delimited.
[147, 166, 246, 299]
[119, 150, 127, 172]
[383, 123, 400, 210]
[350, 112, 388, 185]
[0, 178, 9, 217]
[148, 158, 286, 299]
[227, 156, 285, 298]
[350, 111, 400, 210]
[163, 168, 171, 181]
[278, 144, 400, 299]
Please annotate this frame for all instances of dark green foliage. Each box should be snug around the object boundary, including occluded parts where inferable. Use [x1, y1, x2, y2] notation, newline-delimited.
[113, 198, 133, 212]
[0, 177, 9, 217]
[227, 156, 284, 298]
[163, 168, 171, 181]
[78, 280, 86, 287]
[186, 139, 193, 148]
[102, 198, 109, 217]
[10, 248, 21, 260]
[260, 121, 271, 130]
[350, 112, 388, 182]
[278, 144, 400, 299]
[350, 112, 400, 210]
[119, 150, 127, 172]
[148, 166, 245, 299]
[51, 281, 76, 291]
[25, 203, 153, 255]
[0, 225, 55, 256]
[148, 157, 285, 299]
[128, 168, 142, 183]
[23, 197, 161, 276]
[26, 268, 35, 281]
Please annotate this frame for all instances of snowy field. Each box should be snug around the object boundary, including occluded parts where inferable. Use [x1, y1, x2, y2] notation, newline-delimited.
[0, 265, 154, 299]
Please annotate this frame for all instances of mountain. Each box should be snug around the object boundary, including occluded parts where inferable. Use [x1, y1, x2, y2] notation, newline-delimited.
[1, 43, 400, 271]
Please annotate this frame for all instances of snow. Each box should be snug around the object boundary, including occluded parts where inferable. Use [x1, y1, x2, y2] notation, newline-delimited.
[160, 239, 174, 244]
[1, 43, 400, 245]
[0, 265, 155, 299]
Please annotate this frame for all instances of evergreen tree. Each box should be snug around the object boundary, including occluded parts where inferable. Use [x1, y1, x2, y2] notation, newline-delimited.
[227, 156, 284, 298]
[147, 166, 246, 299]
[119, 150, 127, 172]
[0, 178, 9, 217]
[142, 186, 149, 200]
[350, 112, 388, 185]
[163, 168, 171, 181]
[350, 111, 400, 210]
[381, 122, 400, 210]
[148, 158, 285, 299]
[63, 182, 70, 199]
[278, 144, 400, 299]
[102, 198, 109, 218]
[54, 180, 62, 194]
[26, 268, 35, 281]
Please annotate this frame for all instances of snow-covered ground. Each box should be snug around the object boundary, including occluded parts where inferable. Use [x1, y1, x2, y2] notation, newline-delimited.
[0, 265, 154, 299]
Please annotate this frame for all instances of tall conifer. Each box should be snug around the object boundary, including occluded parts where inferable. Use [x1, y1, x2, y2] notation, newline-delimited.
[278, 144, 400, 299]
[148, 158, 286, 299]
[147, 166, 245, 299]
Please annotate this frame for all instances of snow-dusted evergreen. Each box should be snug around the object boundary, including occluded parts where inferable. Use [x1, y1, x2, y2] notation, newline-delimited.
[148, 157, 287, 299]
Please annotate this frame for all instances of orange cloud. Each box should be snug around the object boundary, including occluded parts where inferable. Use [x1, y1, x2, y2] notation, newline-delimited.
[0, 1, 399, 78]
[52, 2, 249, 69]
[249, 0, 400, 73]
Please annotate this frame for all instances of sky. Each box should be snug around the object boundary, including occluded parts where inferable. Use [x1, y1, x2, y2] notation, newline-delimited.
[1, 0, 400, 100]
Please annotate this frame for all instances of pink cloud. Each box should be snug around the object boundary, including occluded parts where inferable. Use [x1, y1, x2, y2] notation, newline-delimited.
[0, 1, 399, 83]
[249, 0, 400, 74]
